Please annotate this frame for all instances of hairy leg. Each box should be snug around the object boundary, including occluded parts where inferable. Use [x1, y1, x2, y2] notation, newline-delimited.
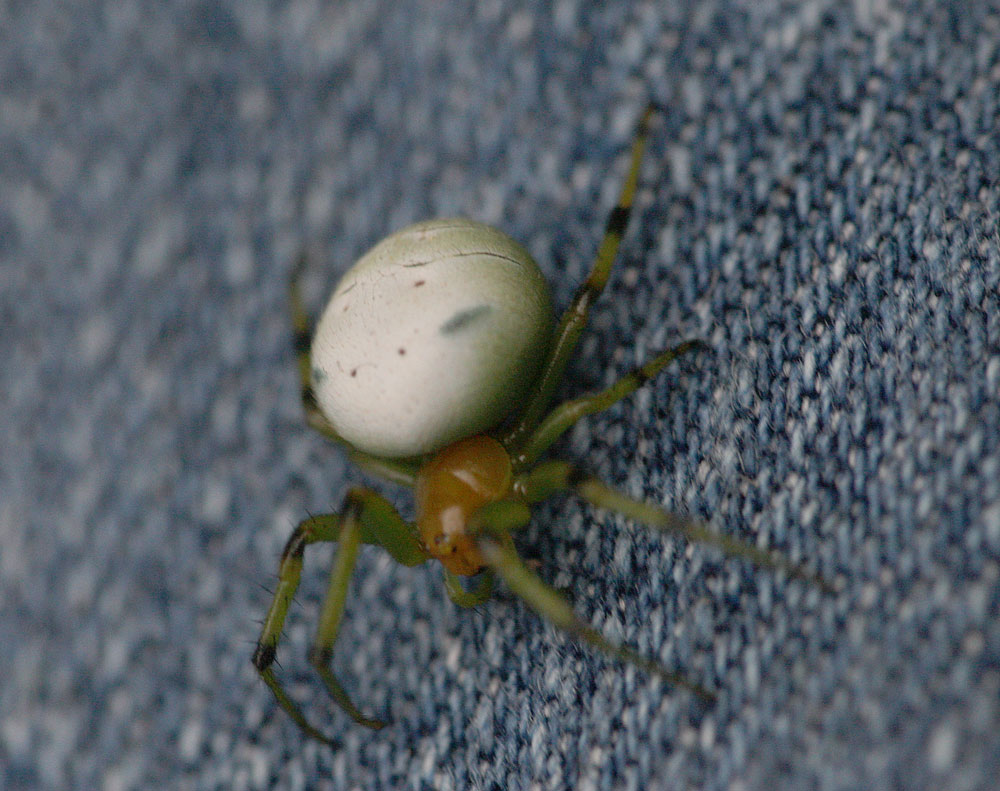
[468, 498, 715, 701]
[503, 105, 657, 449]
[518, 461, 834, 591]
[253, 487, 428, 744]
[512, 339, 705, 467]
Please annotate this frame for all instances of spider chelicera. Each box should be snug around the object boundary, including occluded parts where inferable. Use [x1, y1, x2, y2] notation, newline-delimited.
[253, 107, 823, 745]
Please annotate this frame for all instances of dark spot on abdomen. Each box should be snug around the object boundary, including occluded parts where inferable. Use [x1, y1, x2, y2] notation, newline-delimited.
[439, 304, 492, 334]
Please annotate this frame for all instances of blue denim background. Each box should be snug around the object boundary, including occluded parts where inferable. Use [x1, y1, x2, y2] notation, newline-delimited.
[3, 1, 998, 789]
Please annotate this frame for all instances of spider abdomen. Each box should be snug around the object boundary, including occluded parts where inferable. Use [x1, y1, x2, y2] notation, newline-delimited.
[415, 435, 513, 576]
[310, 219, 553, 458]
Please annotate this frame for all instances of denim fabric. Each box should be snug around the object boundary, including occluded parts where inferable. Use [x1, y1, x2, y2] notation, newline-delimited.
[2, 1, 998, 789]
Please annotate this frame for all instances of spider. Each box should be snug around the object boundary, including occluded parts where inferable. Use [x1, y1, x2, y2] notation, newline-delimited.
[253, 107, 822, 745]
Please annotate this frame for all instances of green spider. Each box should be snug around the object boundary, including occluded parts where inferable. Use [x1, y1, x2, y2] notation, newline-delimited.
[253, 107, 821, 745]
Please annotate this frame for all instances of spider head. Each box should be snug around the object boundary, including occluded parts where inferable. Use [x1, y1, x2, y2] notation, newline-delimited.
[415, 434, 513, 576]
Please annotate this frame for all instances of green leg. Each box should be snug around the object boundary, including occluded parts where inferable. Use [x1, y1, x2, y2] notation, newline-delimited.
[518, 461, 834, 591]
[289, 258, 421, 487]
[502, 105, 657, 450]
[253, 506, 343, 746]
[253, 488, 429, 744]
[307, 499, 384, 730]
[288, 254, 343, 445]
[444, 570, 495, 608]
[471, 511, 714, 702]
[512, 339, 706, 467]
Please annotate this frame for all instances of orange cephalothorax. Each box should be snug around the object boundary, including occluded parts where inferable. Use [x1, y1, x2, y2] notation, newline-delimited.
[415, 435, 513, 576]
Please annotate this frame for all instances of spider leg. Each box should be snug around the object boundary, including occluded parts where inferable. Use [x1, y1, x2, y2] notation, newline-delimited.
[518, 461, 834, 591]
[469, 506, 714, 701]
[443, 569, 495, 608]
[512, 339, 705, 467]
[253, 487, 428, 743]
[307, 497, 384, 730]
[502, 105, 657, 449]
[289, 257, 422, 487]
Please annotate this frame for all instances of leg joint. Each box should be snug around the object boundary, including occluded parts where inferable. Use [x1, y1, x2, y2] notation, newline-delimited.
[604, 205, 630, 238]
[308, 645, 333, 669]
[292, 327, 311, 355]
[341, 488, 368, 519]
[281, 529, 308, 562]
[252, 642, 276, 672]
[565, 464, 589, 489]
[302, 387, 319, 412]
